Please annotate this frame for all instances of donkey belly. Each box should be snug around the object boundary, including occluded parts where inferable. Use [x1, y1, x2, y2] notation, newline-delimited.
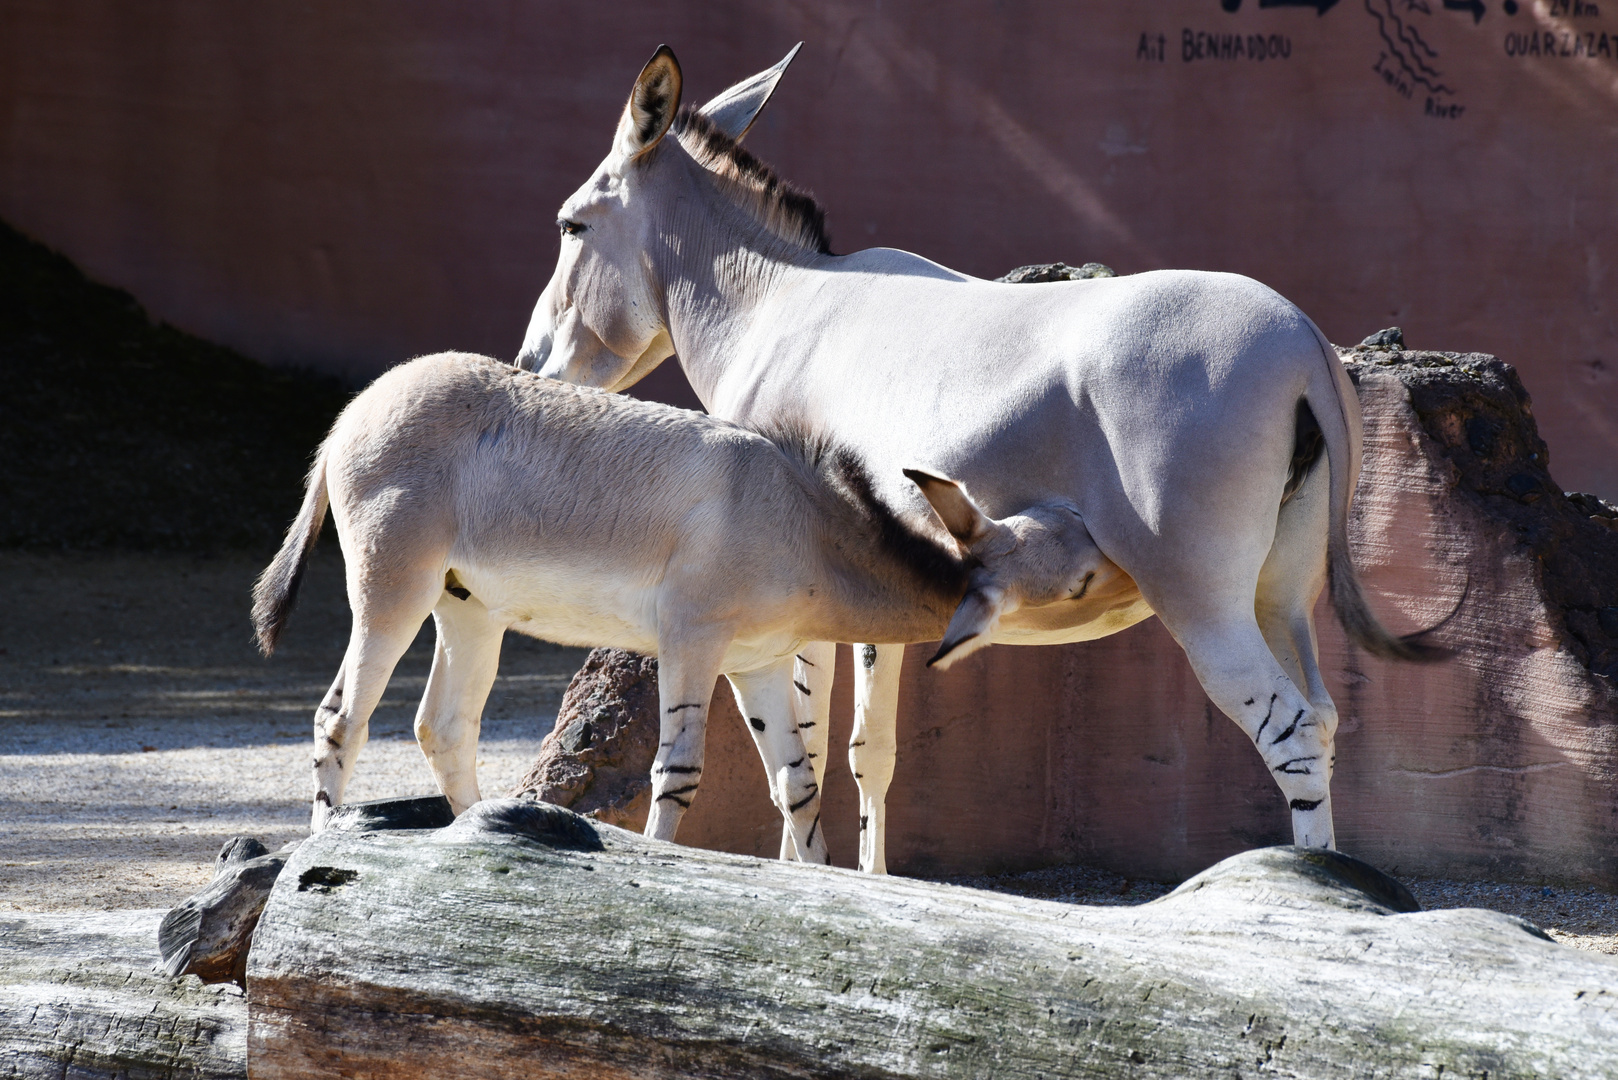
[454, 558, 663, 656]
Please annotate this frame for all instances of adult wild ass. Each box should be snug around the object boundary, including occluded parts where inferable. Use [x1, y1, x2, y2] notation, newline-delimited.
[252, 352, 1120, 855]
[516, 46, 1444, 871]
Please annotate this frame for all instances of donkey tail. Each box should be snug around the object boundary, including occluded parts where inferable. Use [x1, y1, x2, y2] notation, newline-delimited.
[1305, 324, 1450, 663]
[252, 453, 329, 657]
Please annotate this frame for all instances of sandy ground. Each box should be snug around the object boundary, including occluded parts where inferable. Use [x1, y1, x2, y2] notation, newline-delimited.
[2, 550, 1613, 957]
[0, 548, 585, 912]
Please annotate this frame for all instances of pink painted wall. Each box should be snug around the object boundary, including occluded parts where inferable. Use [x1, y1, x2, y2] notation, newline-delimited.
[1, 1, 1614, 497]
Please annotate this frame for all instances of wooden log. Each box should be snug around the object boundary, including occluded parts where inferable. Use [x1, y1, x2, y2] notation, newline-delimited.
[247, 798, 1618, 1079]
[0, 909, 246, 1080]
[159, 837, 297, 985]
[157, 798, 453, 987]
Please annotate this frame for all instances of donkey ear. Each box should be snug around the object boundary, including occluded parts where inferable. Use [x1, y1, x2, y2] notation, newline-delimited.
[904, 467, 993, 545]
[614, 45, 683, 162]
[697, 42, 802, 142]
[927, 584, 1008, 669]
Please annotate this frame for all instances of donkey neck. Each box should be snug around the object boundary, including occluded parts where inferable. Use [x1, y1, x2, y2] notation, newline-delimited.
[650, 158, 831, 407]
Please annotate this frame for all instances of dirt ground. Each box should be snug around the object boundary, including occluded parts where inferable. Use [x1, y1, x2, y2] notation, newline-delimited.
[2, 550, 1613, 956]
[0, 548, 585, 912]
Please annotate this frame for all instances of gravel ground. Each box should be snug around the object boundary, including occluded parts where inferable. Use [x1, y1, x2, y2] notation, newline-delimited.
[5, 550, 1615, 960]
[0, 549, 584, 912]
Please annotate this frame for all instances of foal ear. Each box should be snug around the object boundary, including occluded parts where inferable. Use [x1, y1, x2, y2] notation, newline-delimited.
[697, 42, 802, 142]
[928, 584, 1007, 670]
[904, 468, 994, 545]
[614, 45, 683, 162]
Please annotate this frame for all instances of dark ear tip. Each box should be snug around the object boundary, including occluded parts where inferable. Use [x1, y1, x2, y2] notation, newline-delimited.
[902, 467, 928, 484]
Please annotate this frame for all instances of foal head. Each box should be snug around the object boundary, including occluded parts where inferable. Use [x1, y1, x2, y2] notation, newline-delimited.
[904, 469, 1125, 669]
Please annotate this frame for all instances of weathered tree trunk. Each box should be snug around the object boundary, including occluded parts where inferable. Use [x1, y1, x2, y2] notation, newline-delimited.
[0, 909, 247, 1080]
[159, 837, 297, 986]
[247, 798, 1618, 1080]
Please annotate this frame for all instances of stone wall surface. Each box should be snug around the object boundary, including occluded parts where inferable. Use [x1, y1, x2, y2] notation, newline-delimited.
[518, 350, 1618, 886]
[1, 1, 1615, 497]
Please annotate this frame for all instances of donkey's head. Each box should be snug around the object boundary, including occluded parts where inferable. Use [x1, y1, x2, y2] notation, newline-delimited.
[905, 469, 1124, 670]
[516, 44, 806, 390]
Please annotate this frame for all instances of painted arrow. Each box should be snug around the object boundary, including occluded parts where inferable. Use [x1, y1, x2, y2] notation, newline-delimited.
[1258, 0, 1341, 13]
[1442, 0, 1486, 22]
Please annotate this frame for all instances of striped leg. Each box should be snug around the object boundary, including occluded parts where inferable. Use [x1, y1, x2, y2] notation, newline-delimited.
[729, 657, 828, 864]
[643, 634, 728, 843]
[1177, 617, 1336, 849]
[311, 571, 441, 830]
[776, 641, 834, 860]
[848, 642, 903, 874]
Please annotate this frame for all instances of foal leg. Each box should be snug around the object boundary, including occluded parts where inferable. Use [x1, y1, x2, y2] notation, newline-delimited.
[311, 582, 439, 830]
[729, 658, 828, 864]
[777, 641, 834, 859]
[848, 642, 903, 874]
[643, 631, 729, 843]
[413, 594, 505, 815]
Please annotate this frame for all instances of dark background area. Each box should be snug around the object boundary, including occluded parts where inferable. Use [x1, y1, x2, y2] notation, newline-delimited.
[0, 220, 348, 550]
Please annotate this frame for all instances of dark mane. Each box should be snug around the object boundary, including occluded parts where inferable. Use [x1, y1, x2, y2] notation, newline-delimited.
[666, 107, 833, 255]
[760, 423, 971, 595]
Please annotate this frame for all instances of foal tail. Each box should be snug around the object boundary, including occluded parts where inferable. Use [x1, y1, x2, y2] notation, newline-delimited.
[1303, 324, 1451, 663]
[252, 453, 329, 657]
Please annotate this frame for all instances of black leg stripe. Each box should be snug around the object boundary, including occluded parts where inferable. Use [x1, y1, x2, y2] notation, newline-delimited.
[660, 782, 700, 798]
[666, 702, 704, 714]
[1270, 709, 1306, 746]
[793, 680, 811, 695]
[1290, 798, 1323, 812]
[657, 793, 692, 808]
[788, 787, 819, 813]
[656, 765, 702, 775]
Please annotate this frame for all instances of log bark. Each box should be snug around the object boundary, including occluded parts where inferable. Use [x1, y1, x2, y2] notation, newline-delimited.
[159, 837, 297, 985]
[247, 798, 1618, 1080]
[0, 909, 246, 1080]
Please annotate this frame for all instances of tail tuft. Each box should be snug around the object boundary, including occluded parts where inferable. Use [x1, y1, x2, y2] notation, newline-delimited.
[252, 457, 329, 656]
[1328, 553, 1454, 663]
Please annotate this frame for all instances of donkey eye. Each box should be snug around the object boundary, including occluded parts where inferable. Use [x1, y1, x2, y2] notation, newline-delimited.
[558, 219, 586, 237]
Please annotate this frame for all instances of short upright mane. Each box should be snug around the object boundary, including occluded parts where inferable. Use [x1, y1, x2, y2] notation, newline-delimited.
[667, 107, 833, 255]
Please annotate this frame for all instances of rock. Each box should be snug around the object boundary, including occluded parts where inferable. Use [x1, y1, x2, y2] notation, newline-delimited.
[1356, 325, 1405, 349]
[1340, 348, 1618, 682]
[0, 909, 247, 1079]
[244, 800, 1618, 1079]
[994, 260, 1117, 283]
[507, 647, 660, 828]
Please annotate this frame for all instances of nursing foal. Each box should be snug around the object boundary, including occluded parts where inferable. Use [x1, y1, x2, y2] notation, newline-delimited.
[252, 352, 1119, 859]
